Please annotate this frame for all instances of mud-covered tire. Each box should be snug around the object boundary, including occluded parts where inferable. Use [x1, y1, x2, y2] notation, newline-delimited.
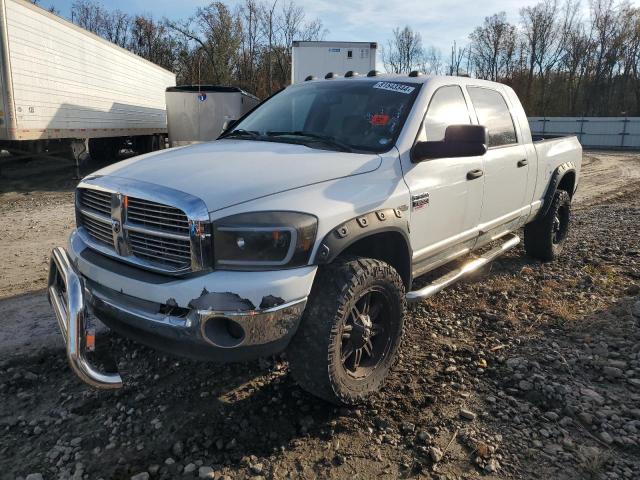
[287, 257, 405, 405]
[524, 189, 571, 261]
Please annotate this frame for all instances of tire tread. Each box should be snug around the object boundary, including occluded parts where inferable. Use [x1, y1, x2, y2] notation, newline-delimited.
[288, 256, 405, 405]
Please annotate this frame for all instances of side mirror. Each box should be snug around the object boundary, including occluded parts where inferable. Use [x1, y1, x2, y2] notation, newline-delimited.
[411, 124, 488, 162]
[220, 119, 238, 135]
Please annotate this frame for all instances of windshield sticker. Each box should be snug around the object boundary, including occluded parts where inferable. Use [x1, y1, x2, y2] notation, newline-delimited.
[371, 114, 390, 126]
[372, 81, 415, 94]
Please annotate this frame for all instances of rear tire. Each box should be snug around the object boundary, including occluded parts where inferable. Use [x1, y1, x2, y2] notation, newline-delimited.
[288, 256, 405, 405]
[524, 189, 571, 261]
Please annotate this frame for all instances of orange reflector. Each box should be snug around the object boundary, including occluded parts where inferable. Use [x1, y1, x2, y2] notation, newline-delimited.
[123, 195, 128, 208]
[86, 329, 96, 352]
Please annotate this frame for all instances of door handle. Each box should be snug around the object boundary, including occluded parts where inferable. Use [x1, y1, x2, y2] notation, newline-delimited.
[466, 169, 484, 180]
[517, 159, 528, 167]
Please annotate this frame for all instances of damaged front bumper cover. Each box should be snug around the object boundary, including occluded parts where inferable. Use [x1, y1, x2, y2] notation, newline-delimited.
[47, 247, 307, 389]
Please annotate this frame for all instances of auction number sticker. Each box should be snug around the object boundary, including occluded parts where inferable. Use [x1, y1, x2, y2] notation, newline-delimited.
[372, 81, 415, 94]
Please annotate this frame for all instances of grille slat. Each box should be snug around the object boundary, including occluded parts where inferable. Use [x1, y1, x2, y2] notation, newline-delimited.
[77, 187, 194, 273]
[129, 230, 191, 267]
[82, 215, 113, 246]
[129, 237, 191, 255]
[79, 189, 111, 215]
[127, 205, 189, 219]
[127, 214, 189, 230]
[130, 244, 191, 264]
[126, 197, 190, 235]
[83, 190, 111, 201]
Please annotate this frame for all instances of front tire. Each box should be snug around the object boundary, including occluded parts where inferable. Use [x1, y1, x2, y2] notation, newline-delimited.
[288, 257, 405, 405]
[524, 189, 571, 261]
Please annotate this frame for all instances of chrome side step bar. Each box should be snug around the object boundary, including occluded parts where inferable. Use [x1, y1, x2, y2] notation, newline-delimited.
[406, 233, 520, 303]
[47, 247, 122, 389]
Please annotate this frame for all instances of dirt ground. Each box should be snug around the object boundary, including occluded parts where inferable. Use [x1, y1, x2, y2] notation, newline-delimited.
[0, 151, 639, 480]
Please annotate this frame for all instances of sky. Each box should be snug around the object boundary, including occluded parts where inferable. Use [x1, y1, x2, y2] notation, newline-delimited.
[45, 0, 637, 60]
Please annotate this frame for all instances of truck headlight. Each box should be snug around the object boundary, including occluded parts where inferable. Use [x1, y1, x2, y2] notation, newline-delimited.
[213, 212, 318, 270]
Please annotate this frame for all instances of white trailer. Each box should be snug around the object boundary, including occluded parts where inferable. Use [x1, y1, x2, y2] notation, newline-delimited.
[291, 41, 377, 84]
[165, 86, 259, 147]
[0, 0, 176, 164]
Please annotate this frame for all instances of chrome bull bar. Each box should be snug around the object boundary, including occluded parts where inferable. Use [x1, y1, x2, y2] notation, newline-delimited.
[47, 247, 122, 389]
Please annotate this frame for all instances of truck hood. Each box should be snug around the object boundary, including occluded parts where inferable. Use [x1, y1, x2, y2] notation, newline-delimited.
[93, 139, 382, 212]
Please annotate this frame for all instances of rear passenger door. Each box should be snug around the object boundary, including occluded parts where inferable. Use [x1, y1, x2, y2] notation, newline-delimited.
[466, 86, 529, 233]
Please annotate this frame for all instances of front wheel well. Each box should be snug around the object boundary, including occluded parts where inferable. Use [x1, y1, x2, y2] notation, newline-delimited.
[340, 231, 412, 290]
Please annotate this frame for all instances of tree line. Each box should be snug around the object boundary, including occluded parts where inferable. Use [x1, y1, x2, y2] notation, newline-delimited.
[384, 0, 640, 116]
[61, 0, 640, 116]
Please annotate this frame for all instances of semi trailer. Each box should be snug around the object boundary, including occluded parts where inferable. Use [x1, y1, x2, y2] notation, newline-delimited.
[0, 0, 175, 166]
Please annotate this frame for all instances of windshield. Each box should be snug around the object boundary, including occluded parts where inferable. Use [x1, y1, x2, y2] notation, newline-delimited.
[223, 80, 422, 153]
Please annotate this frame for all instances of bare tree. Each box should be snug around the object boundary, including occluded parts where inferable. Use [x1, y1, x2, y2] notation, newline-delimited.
[168, 3, 242, 85]
[271, 1, 326, 91]
[383, 26, 424, 73]
[447, 41, 468, 76]
[71, 0, 105, 34]
[129, 15, 179, 71]
[419, 46, 443, 75]
[237, 0, 262, 93]
[103, 10, 130, 48]
[469, 12, 517, 81]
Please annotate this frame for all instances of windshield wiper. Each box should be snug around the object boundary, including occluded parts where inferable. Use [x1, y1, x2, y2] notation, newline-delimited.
[222, 129, 261, 139]
[266, 131, 354, 152]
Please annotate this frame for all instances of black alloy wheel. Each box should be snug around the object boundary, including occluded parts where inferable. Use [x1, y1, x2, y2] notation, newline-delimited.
[340, 286, 393, 379]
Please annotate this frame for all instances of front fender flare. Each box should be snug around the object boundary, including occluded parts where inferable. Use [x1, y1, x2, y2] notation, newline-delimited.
[312, 207, 412, 265]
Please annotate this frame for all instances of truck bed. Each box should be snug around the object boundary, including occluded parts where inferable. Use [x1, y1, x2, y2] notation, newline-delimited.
[531, 135, 582, 203]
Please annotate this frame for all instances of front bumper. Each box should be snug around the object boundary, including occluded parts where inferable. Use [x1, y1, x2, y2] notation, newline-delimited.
[48, 247, 122, 389]
[48, 247, 308, 389]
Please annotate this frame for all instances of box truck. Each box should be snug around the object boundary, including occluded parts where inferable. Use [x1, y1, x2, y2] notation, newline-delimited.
[291, 41, 377, 84]
[165, 86, 259, 147]
[0, 0, 176, 165]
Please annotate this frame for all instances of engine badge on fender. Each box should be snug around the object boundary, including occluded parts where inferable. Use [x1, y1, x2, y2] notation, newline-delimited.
[412, 193, 430, 210]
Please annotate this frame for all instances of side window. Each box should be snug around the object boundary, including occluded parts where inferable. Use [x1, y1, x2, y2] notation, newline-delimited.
[467, 87, 517, 147]
[417, 85, 471, 142]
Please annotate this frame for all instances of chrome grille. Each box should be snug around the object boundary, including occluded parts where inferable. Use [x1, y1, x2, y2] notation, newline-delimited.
[76, 187, 197, 274]
[81, 214, 112, 247]
[79, 188, 111, 216]
[77, 189, 112, 247]
[128, 231, 191, 269]
[126, 198, 190, 235]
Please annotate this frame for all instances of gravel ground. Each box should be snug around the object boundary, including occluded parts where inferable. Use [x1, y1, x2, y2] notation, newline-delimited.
[0, 152, 639, 479]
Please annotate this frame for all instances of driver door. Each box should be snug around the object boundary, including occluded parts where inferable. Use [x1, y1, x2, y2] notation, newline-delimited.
[401, 85, 485, 275]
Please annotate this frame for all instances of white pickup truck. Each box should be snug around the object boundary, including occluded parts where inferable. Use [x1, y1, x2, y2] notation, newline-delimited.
[48, 73, 582, 404]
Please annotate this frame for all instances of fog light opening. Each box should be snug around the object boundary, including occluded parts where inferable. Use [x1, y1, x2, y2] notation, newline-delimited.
[203, 316, 246, 348]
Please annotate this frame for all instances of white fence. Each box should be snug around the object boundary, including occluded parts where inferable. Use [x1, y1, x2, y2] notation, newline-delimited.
[528, 117, 640, 149]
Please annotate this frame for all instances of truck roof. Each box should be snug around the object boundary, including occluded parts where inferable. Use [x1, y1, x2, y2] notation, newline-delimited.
[299, 73, 509, 90]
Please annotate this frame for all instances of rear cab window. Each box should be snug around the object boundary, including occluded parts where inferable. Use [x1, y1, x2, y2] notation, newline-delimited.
[466, 87, 518, 147]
